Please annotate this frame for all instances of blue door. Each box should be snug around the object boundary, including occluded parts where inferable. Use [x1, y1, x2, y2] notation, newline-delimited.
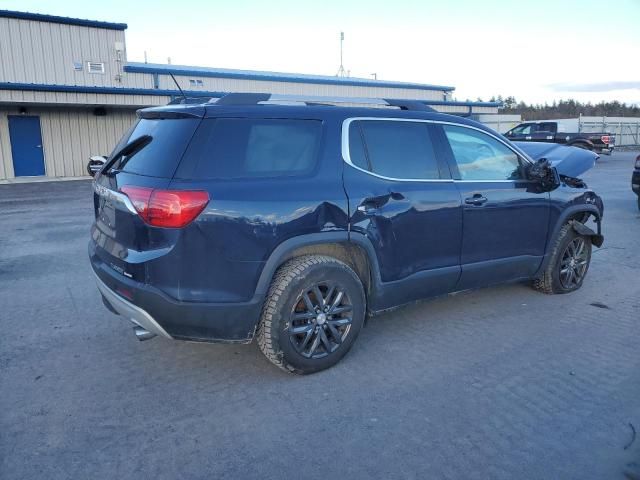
[8, 116, 45, 176]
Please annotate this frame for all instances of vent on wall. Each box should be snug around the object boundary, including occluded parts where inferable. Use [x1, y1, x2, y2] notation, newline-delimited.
[87, 62, 105, 74]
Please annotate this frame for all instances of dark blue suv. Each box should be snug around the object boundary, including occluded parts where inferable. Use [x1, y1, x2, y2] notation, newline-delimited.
[89, 93, 604, 374]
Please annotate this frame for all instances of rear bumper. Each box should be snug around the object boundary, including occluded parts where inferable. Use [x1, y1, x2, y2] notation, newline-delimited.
[594, 146, 613, 154]
[90, 245, 264, 343]
[95, 271, 172, 339]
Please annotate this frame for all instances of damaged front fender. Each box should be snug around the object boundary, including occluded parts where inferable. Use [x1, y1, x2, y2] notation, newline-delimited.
[570, 219, 604, 248]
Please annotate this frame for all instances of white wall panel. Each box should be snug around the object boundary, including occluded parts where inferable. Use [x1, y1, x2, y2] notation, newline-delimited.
[0, 17, 126, 87]
[0, 107, 137, 180]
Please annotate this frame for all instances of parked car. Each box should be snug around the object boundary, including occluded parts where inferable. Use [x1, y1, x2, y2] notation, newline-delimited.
[89, 93, 604, 374]
[632, 154, 640, 210]
[512, 141, 599, 177]
[504, 121, 615, 154]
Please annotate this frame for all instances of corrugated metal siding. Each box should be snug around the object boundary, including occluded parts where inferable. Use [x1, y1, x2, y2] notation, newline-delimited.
[0, 107, 137, 180]
[156, 74, 447, 101]
[0, 17, 126, 87]
[0, 111, 11, 179]
[0, 89, 169, 106]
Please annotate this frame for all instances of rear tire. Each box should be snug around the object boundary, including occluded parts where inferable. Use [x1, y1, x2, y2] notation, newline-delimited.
[257, 255, 366, 374]
[533, 222, 592, 294]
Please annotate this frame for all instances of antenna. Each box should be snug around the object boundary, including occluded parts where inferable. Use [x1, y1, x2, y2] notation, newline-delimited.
[169, 72, 187, 102]
[336, 31, 347, 77]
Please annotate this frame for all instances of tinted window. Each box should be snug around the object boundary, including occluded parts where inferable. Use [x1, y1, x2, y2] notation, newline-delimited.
[178, 118, 321, 179]
[511, 124, 533, 135]
[443, 125, 522, 180]
[116, 118, 200, 177]
[351, 120, 440, 179]
[348, 123, 369, 170]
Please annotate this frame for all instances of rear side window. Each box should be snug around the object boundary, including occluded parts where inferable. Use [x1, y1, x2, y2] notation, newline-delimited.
[115, 118, 200, 177]
[348, 120, 440, 179]
[176, 118, 322, 179]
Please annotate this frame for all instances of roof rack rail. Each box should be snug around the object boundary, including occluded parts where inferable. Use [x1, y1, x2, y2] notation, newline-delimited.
[206, 93, 437, 112]
[168, 96, 217, 105]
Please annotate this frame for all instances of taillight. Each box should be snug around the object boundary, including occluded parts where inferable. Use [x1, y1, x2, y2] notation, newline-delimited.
[601, 135, 610, 144]
[120, 186, 209, 228]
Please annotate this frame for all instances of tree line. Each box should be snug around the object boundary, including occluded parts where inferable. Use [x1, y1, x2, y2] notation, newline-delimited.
[468, 96, 640, 120]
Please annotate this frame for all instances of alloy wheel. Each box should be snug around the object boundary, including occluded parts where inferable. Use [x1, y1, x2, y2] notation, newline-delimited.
[559, 237, 589, 289]
[288, 283, 353, 359]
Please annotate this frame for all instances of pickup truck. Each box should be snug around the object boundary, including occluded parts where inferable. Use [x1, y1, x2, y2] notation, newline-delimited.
[504, 121, 615, 154]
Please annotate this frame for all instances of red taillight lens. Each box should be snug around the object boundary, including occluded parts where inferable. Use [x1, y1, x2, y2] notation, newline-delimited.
[121, 186, 209, 228]
[601, 135, 610, 144]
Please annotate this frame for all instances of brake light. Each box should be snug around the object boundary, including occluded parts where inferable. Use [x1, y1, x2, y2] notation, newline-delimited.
[120, 186, 209, 228]
[601, 135, 610, 144]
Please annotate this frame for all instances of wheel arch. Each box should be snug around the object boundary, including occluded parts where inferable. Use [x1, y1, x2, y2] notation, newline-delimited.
[568, 139, 594, 150]
[536, 204, 603, 276]
[254, 232, 381, 300]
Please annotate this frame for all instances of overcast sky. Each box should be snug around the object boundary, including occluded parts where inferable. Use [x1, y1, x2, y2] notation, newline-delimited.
[3, 0, 639, 105]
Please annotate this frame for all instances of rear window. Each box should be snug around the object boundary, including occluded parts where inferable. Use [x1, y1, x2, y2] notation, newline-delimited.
[113, 118, 200, 178]
[176, 118, 322, 179]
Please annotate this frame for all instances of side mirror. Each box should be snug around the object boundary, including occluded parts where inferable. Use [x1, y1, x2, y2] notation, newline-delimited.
[87, 155, 107, 177]
[526, 158, 559, 191]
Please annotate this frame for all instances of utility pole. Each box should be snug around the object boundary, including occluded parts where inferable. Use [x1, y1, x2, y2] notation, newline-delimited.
[336, 32, 347, 77]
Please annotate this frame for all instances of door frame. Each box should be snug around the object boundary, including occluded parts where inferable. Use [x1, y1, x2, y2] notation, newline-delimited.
[7, 115, 46, 177]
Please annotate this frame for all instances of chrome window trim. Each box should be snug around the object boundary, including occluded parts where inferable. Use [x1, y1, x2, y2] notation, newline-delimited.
[341, 117, 533, 183]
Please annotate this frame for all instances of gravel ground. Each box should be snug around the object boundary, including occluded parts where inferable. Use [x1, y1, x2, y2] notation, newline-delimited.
[1, 151, 639, 480]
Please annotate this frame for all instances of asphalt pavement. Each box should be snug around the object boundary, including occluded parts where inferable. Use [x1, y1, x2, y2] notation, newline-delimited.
[1, 151, 639, 479]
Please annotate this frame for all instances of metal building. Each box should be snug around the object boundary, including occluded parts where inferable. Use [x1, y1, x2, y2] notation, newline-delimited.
[0, 9, 500, 181]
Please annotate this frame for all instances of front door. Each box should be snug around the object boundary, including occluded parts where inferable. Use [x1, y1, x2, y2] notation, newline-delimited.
[436, 123, 550, 289]
[342, 118, 463, 310]
[8, 116, 45, 176]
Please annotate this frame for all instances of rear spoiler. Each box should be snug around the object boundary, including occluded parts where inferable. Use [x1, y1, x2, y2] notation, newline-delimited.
[137, 105, 205, 119]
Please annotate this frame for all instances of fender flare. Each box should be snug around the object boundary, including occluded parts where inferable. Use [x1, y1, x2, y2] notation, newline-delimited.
[537, 204, 603, 276]
[253, 231, 382, 296]
[568, 139, 594, 150]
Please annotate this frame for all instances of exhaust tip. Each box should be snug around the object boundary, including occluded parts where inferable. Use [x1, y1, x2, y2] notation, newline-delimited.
[133, 326, 157, 341]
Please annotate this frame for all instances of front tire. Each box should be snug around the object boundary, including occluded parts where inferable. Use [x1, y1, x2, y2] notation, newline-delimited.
[257, 255, 366, 374]
[533, 223, 592, 294]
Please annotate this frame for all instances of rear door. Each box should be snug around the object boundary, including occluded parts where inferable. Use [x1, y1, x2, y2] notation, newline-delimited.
[435, 123, 549, 289]
[528, 122, 557, 143]
[342, 118, 462, 310]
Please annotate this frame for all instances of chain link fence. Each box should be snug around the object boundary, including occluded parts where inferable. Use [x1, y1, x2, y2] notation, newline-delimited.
[578, 117, 640, 147]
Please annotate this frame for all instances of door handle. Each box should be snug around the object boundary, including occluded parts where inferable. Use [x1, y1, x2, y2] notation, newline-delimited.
[464, 194, 488, 206]
[357, 191, 405, 214]
[357, 199, 380, 214]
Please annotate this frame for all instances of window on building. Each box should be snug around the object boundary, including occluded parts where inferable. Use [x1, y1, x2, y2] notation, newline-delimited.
[87, 62, 105, 74]
[189, 79, 204, 87]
